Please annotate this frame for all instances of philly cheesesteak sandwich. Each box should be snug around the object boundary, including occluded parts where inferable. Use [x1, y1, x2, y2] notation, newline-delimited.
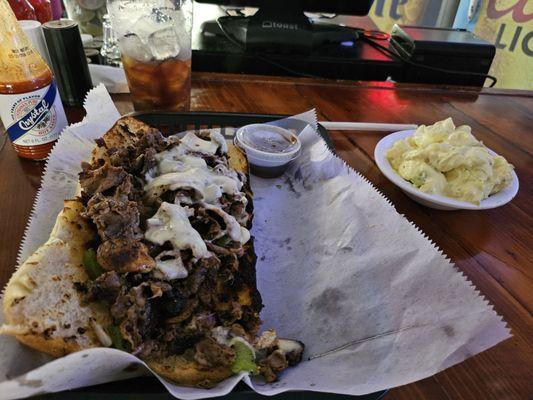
[1, 117, 303, 387]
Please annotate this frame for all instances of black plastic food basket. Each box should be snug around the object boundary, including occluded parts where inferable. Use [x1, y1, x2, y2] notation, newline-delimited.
[36, 112, 386, 400]
[128, 111, 334, 151]
[132, 111, 294, 133]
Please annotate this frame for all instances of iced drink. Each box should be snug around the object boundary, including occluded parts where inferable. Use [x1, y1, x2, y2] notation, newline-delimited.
[107, 0, 192, 111]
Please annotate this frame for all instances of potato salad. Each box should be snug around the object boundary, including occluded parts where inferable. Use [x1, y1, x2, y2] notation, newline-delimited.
[386, 118, 514, 204]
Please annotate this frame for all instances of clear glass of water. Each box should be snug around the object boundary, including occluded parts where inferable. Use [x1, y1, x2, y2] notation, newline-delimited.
[106, 0, 193, 111]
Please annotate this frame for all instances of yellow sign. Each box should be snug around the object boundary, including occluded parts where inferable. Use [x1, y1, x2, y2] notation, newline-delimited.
[474, 0, 533, 89]
[369, 0, 429, 33]
[367, 0, 532, 89]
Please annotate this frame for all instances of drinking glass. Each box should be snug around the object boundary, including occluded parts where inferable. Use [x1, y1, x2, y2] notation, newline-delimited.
[63, 0, 107, 37]
[107, 0, 193, 111]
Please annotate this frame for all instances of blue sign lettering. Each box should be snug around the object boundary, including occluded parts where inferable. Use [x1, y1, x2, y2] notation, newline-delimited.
[6, 82, 57, 143]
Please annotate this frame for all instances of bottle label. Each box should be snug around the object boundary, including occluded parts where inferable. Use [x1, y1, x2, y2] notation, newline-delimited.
[0, 81, 67, 147]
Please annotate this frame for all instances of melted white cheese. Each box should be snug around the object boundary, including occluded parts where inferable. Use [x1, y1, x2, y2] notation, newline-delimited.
[154, 250, 188, 280]
[202, 202, 250, 244]
[209, 131, 228, 153]
[180, 132, 219, 155]
[148, 143, 208, 177]
[213, 163, 240, 182]
[211, 326, 230, 345]
[144, 132, 251, 282]
[145, 168, 243, 204]
[148, 133, 244, 206]
[145, 202, 211, 259]
[158, 155, 208, 175]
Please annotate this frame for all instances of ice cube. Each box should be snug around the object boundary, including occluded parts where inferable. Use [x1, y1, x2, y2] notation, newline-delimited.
[131, 15, 160, 41]
[108, 0, 146, 38]
[109, 1, 191, 60]
[119, 33, 153, 62]
[148, 26, 181, 60]
[173, 24, 191, 61]
[152, 6, 174, 24]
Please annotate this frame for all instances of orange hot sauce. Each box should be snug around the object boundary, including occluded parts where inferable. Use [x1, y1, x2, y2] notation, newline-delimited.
[0, 0, 67, 160]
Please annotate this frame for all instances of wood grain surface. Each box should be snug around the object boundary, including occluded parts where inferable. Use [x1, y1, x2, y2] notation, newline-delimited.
[0, 73, 531, 400]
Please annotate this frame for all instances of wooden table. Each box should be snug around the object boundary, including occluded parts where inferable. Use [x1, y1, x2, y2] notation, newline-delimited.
[0, 73, 531, 400]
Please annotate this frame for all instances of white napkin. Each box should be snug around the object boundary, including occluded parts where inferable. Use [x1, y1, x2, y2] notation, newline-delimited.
[89, 65, 129, 94]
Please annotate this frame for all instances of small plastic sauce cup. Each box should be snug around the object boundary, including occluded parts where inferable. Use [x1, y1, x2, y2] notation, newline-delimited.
[234, 124, 301, 178]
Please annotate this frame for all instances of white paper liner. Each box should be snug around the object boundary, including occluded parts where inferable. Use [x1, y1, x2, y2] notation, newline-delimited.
[0, 86, 510, 400]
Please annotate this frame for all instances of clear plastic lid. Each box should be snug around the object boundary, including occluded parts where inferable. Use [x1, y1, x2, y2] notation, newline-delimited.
[235, 124, 301, 166]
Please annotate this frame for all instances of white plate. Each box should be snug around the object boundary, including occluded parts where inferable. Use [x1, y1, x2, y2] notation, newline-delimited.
[374, 130, 520, 210]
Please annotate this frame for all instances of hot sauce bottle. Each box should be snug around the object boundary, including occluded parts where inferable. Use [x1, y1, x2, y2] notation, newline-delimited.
[7, 0, 36, 20]
[27, 0, 52, 23]
[0, 0, 67, 160]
